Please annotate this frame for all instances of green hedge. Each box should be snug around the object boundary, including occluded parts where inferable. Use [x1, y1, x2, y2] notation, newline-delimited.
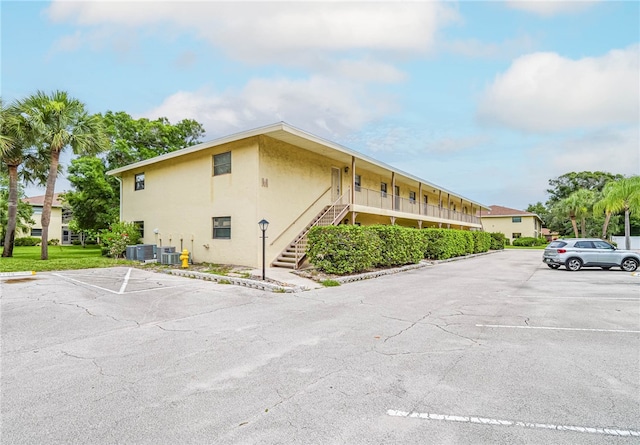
[14, 237, 40, 246]
[489, 232, 506, 250]
[307, 225, 382, 274]
[369, 225, 425, 267]
[307, 225, 494, 274]
[512, 236, 547, 247]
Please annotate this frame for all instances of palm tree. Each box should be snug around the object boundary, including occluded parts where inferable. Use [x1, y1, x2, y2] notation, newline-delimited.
[593, 176, 640, 250]
[16, 91, 109, 259]
[556, 189, 595, 238]
[1, 98, 49, 257]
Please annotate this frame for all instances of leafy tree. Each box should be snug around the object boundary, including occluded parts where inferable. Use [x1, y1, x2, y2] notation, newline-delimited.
[62, 156, 119, 236]
[16, 90, 109, 259]
[593, 176, 640, 249]
[103, 111, 205, 170]
[554, 189, 595, 238]
[525, 202, 549, 227]
[546, 171, 623, 206]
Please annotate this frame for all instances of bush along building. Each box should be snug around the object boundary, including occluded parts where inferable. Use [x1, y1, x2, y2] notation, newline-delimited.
[107, 122, 489, 269]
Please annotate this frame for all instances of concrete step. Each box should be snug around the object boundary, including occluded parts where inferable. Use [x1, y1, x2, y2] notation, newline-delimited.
[272, 261, 296, 269]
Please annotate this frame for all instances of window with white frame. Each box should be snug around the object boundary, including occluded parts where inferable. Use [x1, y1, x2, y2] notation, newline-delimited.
[409, 191, 416, 203]
[380, 182, 387, 197]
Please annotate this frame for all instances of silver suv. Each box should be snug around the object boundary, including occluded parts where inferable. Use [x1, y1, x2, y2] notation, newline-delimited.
[543, 238, 640, 272]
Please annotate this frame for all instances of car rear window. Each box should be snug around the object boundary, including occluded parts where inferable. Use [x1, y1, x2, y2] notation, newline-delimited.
[548, 241, 567, 248]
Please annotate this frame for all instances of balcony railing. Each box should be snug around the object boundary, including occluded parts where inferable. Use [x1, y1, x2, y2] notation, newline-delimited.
[352, 187, 480, 225]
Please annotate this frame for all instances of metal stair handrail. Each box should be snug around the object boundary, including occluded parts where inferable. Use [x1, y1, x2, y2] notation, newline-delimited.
[292, 191, 349, 266]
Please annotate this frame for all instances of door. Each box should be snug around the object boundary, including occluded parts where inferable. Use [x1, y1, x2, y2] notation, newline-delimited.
[331, 167, 341, 201]
[394, 186, 400, 210]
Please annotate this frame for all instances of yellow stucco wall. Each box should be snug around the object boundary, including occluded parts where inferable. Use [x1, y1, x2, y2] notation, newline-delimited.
[18, 206, 63, 242]
[481, 215, 541, 242]
[116, 132, 484, 268]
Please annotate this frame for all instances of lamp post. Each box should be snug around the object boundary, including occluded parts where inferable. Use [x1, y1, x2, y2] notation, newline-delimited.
[258, 219, 269, 280]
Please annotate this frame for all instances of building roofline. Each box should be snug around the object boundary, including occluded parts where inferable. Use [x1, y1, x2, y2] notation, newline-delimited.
[106, 122, 490, 210]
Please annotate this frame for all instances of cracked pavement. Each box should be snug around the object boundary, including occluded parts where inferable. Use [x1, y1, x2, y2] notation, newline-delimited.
[2, 252, 639, 444]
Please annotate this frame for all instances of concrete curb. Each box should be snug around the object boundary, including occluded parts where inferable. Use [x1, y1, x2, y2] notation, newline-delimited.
[333, 250, 499, 284]
[165, 269, 307, 293]
[166, 250, 501, 292]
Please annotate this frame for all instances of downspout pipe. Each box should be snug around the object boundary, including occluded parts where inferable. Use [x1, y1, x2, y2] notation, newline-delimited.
[114, 176, 123, 221]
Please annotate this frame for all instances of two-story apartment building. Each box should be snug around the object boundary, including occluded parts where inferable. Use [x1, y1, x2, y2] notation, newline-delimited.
[21, 193, 76, 244]
[479, 205, 543, 243]
[107, 123, 489, 269]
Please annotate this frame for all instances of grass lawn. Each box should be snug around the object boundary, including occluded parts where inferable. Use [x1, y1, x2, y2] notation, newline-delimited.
[0, 245, 135, 273]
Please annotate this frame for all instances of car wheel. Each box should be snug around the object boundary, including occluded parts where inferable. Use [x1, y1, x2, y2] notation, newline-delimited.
[566, 258, 582, 271]
[547, 264, 560, 269]
[601, 267, 611, 270]
[621, 258, 639, 272]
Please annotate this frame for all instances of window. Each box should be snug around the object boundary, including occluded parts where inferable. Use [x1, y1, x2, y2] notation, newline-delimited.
[512, 216, 522, 223]
[30, 228, 42, 237]
[134, 221, 144, 239]
[135, 173, 145, 191]
[594, 240, 614, 250]
[423, 195, 428, 205]
[380, 182, 387, 197]
[213, 217, 231, 239]
[32, 206, 43, 215]
[355, 175, 361, 192]
[512, 233, 521, 239]
[575, 241, 595, 249]
[409, 191, 416, 203]
[213, 152, 231, 176]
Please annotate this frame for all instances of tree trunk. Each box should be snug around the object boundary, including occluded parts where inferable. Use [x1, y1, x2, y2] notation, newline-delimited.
[570, 216, 579, 238]
[601, 212, 611, 239]
[624, 208, 631, 250]
[41, 149, 61, 260]
[2, 164, 19, 257]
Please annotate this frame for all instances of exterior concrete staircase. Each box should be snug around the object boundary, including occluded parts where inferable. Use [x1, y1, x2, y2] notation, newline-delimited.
[272, 202, 349, 269]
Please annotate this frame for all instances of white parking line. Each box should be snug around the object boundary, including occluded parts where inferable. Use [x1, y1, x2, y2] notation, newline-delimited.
[118, 268, 133, 294]
[387, 410, 640, 437]
[476, 324, 640, 334]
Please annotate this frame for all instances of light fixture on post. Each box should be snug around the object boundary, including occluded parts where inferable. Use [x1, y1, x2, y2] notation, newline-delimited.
[258, 219, 269, 280]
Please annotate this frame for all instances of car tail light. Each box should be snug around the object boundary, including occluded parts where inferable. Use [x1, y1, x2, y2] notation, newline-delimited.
[557, 249, 566, 253]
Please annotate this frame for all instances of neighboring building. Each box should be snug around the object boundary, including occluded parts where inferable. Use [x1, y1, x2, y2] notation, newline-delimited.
[20, 193, 76, 244]
[541, 228, 559, 242]
[107, 122, 489, 269]
[479, 205, 543, 243]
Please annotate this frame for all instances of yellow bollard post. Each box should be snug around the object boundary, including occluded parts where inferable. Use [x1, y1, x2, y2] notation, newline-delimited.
[179, 249, 189, 268]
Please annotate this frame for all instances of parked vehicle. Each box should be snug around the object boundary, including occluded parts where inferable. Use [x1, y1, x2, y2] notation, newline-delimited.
[542, 238, 640, 272]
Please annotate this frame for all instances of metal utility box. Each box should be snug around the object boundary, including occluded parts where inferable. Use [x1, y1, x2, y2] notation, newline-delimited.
[135, 244, 155, 261]
[125, 245, 137, 260]
[162, 252, 181, 265]
[156, 246, 176, 258]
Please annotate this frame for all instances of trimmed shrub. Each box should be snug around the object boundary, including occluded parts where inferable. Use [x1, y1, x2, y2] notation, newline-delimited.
[512, 237, 547, 247]
[422, 228, 469, 260]
[48, 238, 60, 246]
[307, 225, 382, 274]
[369, 225, 425, 267]
[101, 221, 142, 258]
[473, 231, 492, 253]
[14, 237, 40, 246]
[489, 232, 506, 250]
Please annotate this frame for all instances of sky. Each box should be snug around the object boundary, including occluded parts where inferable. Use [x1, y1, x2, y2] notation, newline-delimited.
[2, 0, 639, 210]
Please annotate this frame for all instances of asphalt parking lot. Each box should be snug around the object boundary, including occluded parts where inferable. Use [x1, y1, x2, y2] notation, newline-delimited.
[1, 250, 639, 444]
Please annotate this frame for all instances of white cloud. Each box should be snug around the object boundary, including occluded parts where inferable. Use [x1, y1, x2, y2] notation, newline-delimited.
[443, 35, 536, 59]
[505, 0, 600, 16]
[477, 45, 640, 133]
[47, 1, 458, 64]
[141, 76, 396, 138]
